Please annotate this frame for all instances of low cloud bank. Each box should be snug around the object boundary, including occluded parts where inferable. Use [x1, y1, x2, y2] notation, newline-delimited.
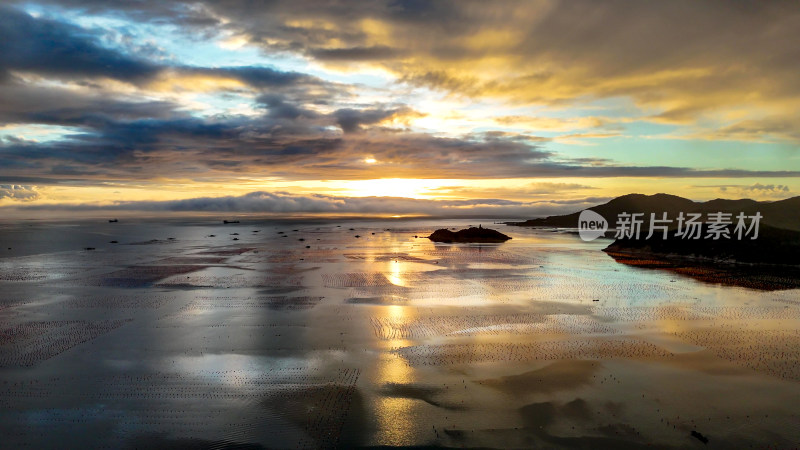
[14, 191, 610, 218]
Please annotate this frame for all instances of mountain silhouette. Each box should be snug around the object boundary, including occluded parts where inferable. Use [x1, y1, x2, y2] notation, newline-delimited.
[508, 193, 800, 265]
[509, 193, 800, 232]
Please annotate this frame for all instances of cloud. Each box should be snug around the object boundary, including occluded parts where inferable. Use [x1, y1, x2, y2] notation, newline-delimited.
[493, 116, 610, 132]
[0, 0, 798, 197]
[701, 183, 791, 193]
[426, 182, 597, 199]
[678, 117, 800, 143]
[256, 94, 322, 121]
[103, 1, 796, 117]
[0, 83, 181, 126]
[333, 106, 417, 133]
[743, 183, 790, 193]
[2, 116, 799, 184]
[697, 183, 793, 200]
[0, 184, 38, 201]
[0, 5, 337, 97]
[12, 190, 609, 218]
[310, 45, 408, 61]
[9, 1, 800, 134]
[190, 2, 800, 141]
[198, 66, 315, 89]
[0, 6, 159, 83]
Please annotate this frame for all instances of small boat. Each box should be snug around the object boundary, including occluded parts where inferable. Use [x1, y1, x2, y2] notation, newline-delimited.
[108, 219, 118, 223]
[223, 220, 240, 224]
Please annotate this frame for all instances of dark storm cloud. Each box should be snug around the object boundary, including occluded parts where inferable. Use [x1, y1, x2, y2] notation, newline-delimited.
[8, 1, 800, 106]
[0, 116, 258, 173]
[0, 4, 349, 178]
[20, 0, 796, 137]
[3, 116, 799, 183]
[256, 94, 321, 120]
[185, 66, 325, 90]
[6, 0, 221, 27]
[0, 84, 180, 126]
[0, 5, 159, 83]
[0, 5, 335, 94]
[309, 46, 408, 61]
[333, 107, 412, 133]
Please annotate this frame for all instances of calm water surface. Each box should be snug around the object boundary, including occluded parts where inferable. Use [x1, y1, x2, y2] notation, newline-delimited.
[1, 218, 798, 448]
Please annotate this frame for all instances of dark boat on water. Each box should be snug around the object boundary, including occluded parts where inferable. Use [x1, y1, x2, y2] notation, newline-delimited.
[223, 220, 240, 224]
[108, 219, 118, 223]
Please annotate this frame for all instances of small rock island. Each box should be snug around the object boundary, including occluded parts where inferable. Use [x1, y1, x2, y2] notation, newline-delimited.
[428, 225, 512, 243]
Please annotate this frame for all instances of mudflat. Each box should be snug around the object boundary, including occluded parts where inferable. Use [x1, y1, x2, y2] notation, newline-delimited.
[1, 218, 798, 448]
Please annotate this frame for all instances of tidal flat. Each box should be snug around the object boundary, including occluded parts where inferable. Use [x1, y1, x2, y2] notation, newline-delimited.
[0, 218, 799, 449]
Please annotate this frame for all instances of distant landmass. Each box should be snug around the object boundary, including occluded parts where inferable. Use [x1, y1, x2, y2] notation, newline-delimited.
[508, 193, 800, 265]
[429, 226, 511, 243]
[604, 223, 800, 265]
[508, 193, 800, 232]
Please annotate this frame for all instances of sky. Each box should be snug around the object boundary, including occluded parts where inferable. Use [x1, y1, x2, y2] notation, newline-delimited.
[1, 0, 799, 218]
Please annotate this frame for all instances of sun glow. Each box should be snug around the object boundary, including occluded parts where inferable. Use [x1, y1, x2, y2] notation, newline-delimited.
[341, 178, 449, 199]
